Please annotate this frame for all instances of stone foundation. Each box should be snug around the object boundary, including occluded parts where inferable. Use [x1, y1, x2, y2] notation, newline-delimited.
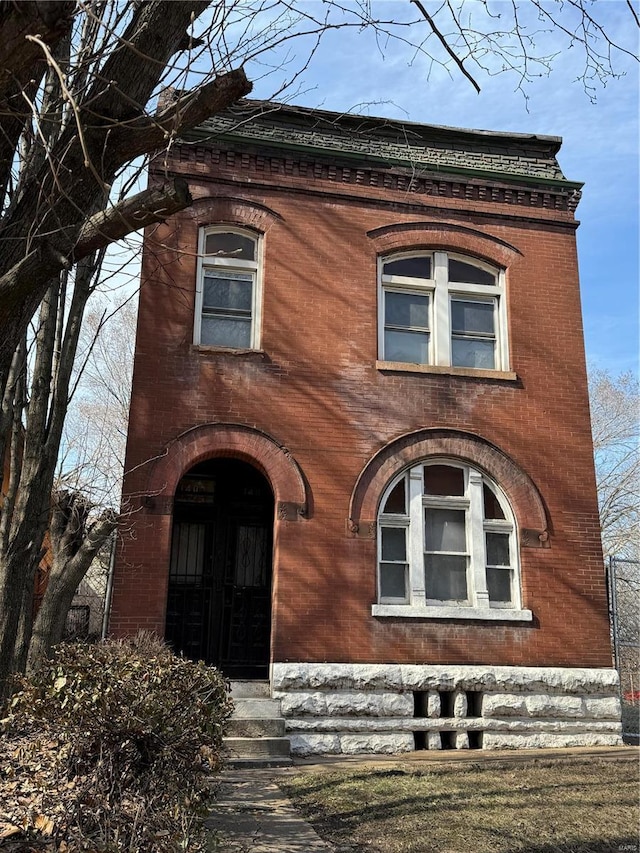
[271, 664, 622, 755]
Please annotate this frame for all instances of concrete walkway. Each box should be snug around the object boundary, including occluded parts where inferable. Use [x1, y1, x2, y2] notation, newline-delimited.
[206, 746, 639, 852]
[205, 769, 337, 852]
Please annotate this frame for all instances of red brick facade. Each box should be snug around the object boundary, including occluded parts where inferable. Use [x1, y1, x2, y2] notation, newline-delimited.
[111, 103, 611, 674]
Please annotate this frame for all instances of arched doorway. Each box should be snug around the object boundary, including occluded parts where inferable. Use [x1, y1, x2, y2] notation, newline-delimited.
[165, 458, 274, 678]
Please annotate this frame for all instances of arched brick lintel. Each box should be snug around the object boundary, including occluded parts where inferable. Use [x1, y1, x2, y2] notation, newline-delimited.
[142, 422, 307, 518]
[349, 429, 549, 547]
[187, 192, 283, 232]
[367, 221, 522, 268]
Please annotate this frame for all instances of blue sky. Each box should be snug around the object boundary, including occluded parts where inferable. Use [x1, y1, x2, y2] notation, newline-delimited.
[241, 1, 639, 376]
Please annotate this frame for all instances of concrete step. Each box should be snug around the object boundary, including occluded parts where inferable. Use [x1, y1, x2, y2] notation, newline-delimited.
[231, 697, 282, 719]
[223, 756, 293, 769]
[223, 736, 291, 760]
[229, 679, 271, 699]
[226, 717, 286, 738]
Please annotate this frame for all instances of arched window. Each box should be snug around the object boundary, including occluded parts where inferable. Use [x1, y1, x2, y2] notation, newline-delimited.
[378, 251, 509, 371]
[194, 227, 262, 349]
[375, 460, 530, 620]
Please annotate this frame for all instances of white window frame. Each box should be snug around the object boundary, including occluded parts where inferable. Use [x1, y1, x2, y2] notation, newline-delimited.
[194, 226, 263, 349]
[373, 459, 532, 621]
[377, 251, 509, 372]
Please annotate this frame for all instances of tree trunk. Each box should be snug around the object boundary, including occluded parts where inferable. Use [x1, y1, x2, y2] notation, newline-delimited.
[27, 494, 117, 671]
[27, 561, 86, 671]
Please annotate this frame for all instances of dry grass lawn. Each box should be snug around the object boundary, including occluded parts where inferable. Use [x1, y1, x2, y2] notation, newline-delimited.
[281, 757, 639, 853]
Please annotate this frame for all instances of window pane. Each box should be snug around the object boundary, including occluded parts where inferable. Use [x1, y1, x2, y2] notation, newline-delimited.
[383, 256, 431, 279]
[385, 291, 429, 328]
[170, 522, 205, 584]
[449, 258, 496, 285]
[487, 567, 513, 603]
[384, 329, 429, 364]
[451, 300, 495, 335]
[205, 231, 255, 260]
[201, 316, 251, 348]
[425, 554, 468, 600]
[483, 483, 505, 520]
[424, 465, 464, 496]
[486, 532, 510, 566]
[381, 527, 406, 561]
[425, 508, 466, 552]
[380, 563, 408, 600]
[203, 273, 253, 313]
[383, 479, 406, 514]
[451, 338, 495, 369]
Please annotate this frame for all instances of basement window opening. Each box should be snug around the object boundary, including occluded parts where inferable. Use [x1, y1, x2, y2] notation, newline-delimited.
[413, 691, 428, 718]
[439, 690, 455, 717]
[413, 731, 428, 751]
[440, 731, 456, 750]
[468, 730, 483, 750]
[466, 690, 483, 717]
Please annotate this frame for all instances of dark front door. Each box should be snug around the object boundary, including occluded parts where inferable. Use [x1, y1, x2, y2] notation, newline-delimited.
[165, 459, 274, 678]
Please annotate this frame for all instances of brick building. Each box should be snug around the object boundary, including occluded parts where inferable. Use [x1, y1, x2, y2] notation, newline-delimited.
[111, 100, 621, 753]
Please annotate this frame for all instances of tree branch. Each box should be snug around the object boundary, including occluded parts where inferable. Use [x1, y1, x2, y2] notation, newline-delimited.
[76, 178, 192, 258]
[112, 68, 253, 162]
[0, 179, 193, 345]
[409, 0, 481, 94]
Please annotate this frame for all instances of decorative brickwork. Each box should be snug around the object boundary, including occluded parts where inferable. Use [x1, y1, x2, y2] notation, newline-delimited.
[186, 192, 282, 232]
[367, 221, 523, 267]
[138, 422, 307, 516]
[171, 144, 580, 214]
[349, 428, 548, 546]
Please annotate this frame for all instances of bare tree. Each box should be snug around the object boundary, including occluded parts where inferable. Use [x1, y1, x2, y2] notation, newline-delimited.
[27, 490, 117, 669]
[0, 0, 637, 699]
[589, 368, 639, 560]
[27, 294, 139, 665]
[59, 295, 138, 508]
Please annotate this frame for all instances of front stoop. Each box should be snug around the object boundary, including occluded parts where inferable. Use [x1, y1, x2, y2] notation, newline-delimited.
[224, 680, 292, 768]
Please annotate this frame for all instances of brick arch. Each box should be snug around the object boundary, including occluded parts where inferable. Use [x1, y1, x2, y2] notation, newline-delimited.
[143, 423, 307, 519]
[349, 429, 548, 547]
[367, 221, 522, 268]
[187, 193, 283, 232]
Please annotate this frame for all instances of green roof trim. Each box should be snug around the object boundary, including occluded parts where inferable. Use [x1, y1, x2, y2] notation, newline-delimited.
[182, 99, 582, 191]
[186, 127, 583, 192]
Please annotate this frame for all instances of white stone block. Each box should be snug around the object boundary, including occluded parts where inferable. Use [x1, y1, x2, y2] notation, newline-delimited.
[279, 690, 413, 718]
[427, 731, 442, 750]
[352, 665, 404, 690]
[482, 693, 527, 717]
[483, 731, 623, 750]
[483, 692, 622, 721]
[427, 691, 441, 718]
[324, 691, 413, 718]
[582, 696, 621, 720]
[524, 694, 584, 718]
[279, 692, 327, 717]
[338, 734, 413, 754]
[455, 731, 469, 750]
[289, 733, 341, 755]
[454, 690, 468, 718]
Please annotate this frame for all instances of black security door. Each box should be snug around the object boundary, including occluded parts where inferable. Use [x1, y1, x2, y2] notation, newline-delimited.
[165, 459, 274, 678]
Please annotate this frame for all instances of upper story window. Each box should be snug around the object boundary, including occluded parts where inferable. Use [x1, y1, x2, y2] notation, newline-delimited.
[194, 227, 262, 349]
[374, 460, 530, 621]
[378, 251, 509, 371]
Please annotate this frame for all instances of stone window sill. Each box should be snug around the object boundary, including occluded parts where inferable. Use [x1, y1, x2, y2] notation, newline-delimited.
[371, 604, 533, 622]
[376, 360, 518, 382]
[191, 345, 265, 357]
